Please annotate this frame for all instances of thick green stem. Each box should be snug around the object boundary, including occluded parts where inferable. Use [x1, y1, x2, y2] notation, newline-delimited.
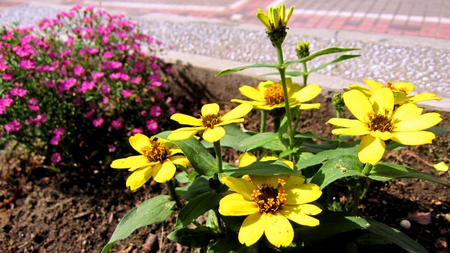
[213, 141, 223, 173]
[166, 179, 182, 209]
[362, 163, 373, 175]
[302, 62, 308, 87]
[260, 110, 267, 133]
[275, 44, 294, 148]
[273, 116, 281, 132]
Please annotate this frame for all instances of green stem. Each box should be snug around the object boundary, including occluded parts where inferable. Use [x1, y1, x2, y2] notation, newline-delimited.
[273, 116, 281, 133]
[275, 44, 294, 148]
[302, 62, 309, 87]
[362, 163, 373, 175]
[293, 108, 303, 133]
[213, 141, 223, 173]
[351, 177, 363, 214]
[260, 110, 267, 133]
[166, 179, 182, 209]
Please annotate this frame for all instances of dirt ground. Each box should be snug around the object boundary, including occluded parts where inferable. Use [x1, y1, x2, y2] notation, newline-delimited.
[1, 63, 449, 253]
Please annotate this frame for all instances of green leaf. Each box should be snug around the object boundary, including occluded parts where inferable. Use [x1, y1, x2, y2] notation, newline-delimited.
[296, 142, 359, 170]
[256, 70, 306, 77]
[220, 124, 252, 149]
[224, 161, 299, 177]
[216, 63, 278, 77]
[369, 162, 450, 188]
[237, 132, 284, 152]
[176, 191, 221, 228]
[429, 126, 450, 136]
[101, 195, 175, 253]
[308, 54, 361, 73]
[309, 155, 364, 189]
[208, 236, 259, 253]
[283, 47, 360, 67]
[172, 137, 217, 176]
[176, 176, 212, 200]
[168, 226, 216, 248]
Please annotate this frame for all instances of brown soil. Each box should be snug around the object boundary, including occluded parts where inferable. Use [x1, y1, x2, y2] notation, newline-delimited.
[1, 63, 449, 253]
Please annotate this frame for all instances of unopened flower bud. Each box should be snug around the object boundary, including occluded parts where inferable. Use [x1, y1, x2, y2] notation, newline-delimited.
[332, 93, 345, 116]
[296, 41, 310, 59]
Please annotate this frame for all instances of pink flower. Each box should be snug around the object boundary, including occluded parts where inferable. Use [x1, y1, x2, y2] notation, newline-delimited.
[2, 72, 13, 81]
[0, 98, 14, 114]
[50, 135, 61, 146]
[5, 120, 21, 132]
[28, 98, 40, 111]
[140, 110, 147, 116]
[62, 78, 77, 91]
[92, 72, 104, 82]
[65, 36, 74, 46]
[146, 119, 158, 133]
[121, 89, 133, 98]
[87, 48, 99, 55]
[84, 110, 95, 118]
[102, 96, 109, 104]
[131, 128, 142, 134]
[78, 81, 96, 92]
[152, 81, 162, 87]
[100, 84, 110, 94]
[109, 61, 123, 70]
[19, 59, 35, 70]
[74, 64, 85, 76]
[10, 88, 27, 97]
[53, 127, 66, 136]
[150, 105, 161, 117]
[131, 76, 142, 84]
[111, 119, 122, 130]
[102, 51, 113, 59]
[51, 153, 61, 164]
[108, 144, 116, 153]
[93, 118, 104, 127]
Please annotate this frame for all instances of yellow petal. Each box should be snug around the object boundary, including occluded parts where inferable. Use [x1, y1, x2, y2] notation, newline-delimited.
[169, 155, 189, 167]
[280, 205, 321, 226]
[129, 133, 150, 154]
[407, 92, 442, 103]
[264, 213, 294, 247]
[327, 118, 367, 128]
[258, 80, 276, 94]
[238, 85, 265, 102]
[202, 103, 220, 116]
[170, 113, 203, 126]
[393, 81, 414, 94]
[220, 176, 254, 200]
[230, 99, 266, 107]
[358, 135, 385, 165]
[286, 183, 322, 205]
[285, 6, 294, 24]
[152, 161, 176, 183]
[298, 103, 321, 110]
[256, 9, 271, 30]
[293, 84, 322, 103]
[202, 126, 226, 143]
[239, 213, 265, 246]
[126, 167, 153, 190]
[331, 128, 370, 136]
[364, 79, 384, 90]
[370, 130, 394, 140]
[347, 84, 372, 97]
[110, 155, 150, 169]
[392, 103, 423, 122]
[238, 153, 257, 167]
[391, 131, 436, 145]
[221, 103, 253, 122]
[395, 112, 442, 131]
[167, 127, 202, 140]
[219, 193, 259, 216]
[283, 175, 305, 190]
[371, 88, 394, 115]
[343, 89, 373, 123]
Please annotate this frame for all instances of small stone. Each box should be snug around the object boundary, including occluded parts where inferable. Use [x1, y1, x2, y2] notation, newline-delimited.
[400, 220, 411, 229]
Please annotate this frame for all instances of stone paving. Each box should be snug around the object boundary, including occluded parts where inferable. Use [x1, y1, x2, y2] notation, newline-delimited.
[1, 0, 449, 39]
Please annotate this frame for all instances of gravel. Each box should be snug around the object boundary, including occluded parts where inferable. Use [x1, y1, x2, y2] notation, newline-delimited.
[1, 4, 449, 99]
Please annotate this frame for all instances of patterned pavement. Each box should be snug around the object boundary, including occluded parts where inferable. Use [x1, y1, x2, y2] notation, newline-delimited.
[1, 0, 449, 39]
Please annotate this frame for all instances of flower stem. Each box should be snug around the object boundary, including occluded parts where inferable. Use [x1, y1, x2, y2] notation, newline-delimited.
[275, 44, 294, 148]
[166, 179, 182, 209]
[260, 110, 267, 133]
[302, 62, 308, 87]
[213, 141, 223, 173]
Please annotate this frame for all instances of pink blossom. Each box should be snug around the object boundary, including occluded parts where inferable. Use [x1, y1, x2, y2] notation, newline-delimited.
[150, 105, 161, 117]
[74, 65, 85, 76]
[119, 73, 129, 82]
[2, 72, 14, 81]
[45, 81, 57, 88]
[0, 60, 9, 71]
[51, 153, 61, 164]
[131, 128, 142, 134]
[61, 78, 77, 91]
[78, 81, 96, 92]
[28, 98, 40, 111]
[109, 61, 123, 70]
[87, 48, 99, 55]
[0, 98, 14, 114]
[111, 119, 123, 130]
[84, 110, 95, 118]
[108, 144, 116, 153]
[53, 127, 66, 136]
[146, 119, 158, 133]
[102, 36, 110, 43]
[19, 59, 35, 70]
[29, 114, 47, 126]
[109, 73, 121, 80]
[102, 51, 113, 59]
[102, 96, 109, 104]
[65, 36, 75, 46]
[152, 81, 162, 87]
[5, 120, 21, 132]
[50, 135, 61, 146]
[93, 118, 104, 127]
[140, 110, 147, 116]
[10, 88, 27, 97]
[131, 76, 142, 84]
[61, 49, 72, 57]
[121, 90, 133, 98]
[100, 84, 111, 94]
[92, 72, 104, 82]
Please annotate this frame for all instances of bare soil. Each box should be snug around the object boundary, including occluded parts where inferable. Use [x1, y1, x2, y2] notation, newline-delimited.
[1, 63, 449, 253]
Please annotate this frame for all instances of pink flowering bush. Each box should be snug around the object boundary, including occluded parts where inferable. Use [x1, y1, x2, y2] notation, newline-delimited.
[0, 6, 178, 166]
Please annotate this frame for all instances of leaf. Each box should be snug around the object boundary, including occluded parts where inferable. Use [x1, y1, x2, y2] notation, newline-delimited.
[283, 47, 360, 67]
[168, 226, 216, 248]
[256, 70, 306, 77]
[208, 236, 259, 253]
[216, 63, 278, 77]
[176, 191, 221, 228]
[220, 124, 252, 149]
[369, 162, 450, 188]
[308, 54, 361, 73]
[237, 132, 284, 152]
[172, 137, 217, 176]
[428, 126, 450, 136]
[225, 161, 299, 177]
[309, 155, 364, 189]
[296, 142, 359, 170]
[433, 161, 449, 172]
[101, 195, 175, 253]
[176, 176, 212, 200]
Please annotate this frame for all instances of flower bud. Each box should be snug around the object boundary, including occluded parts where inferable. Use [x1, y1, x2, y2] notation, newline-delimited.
[296, 41, 310, 59]
[332, 93, 345, 115]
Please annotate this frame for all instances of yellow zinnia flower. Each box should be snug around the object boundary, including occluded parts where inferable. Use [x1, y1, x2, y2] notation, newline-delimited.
[219, 175, 322, 247]
[256, 4, 294, 32]
[327, 88, 442, 164]
[168, 103, 253, 143]
[111, 134, 188, 190]
[231, 78, 322, 111]
[347, 79, 442, 105]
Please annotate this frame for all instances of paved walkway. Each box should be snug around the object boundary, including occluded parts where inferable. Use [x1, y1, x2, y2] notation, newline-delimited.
[1, 0, 449, 40]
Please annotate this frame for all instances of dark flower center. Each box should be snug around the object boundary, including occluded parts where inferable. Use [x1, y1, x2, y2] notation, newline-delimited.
[264, 84, 284, 106]
[251, 179, 287, 214]
[201, 114, 222, 129]
[142, 137, 169, 163]
[368, 114, 394, 132]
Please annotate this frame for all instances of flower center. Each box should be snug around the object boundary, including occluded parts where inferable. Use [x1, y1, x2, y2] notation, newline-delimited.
[142, 137, 169, 163]
[251, 178, 287, 214]
[368, 114, 394, 132]
[201, 113, 222, 129]
[264, 84, 284, 106]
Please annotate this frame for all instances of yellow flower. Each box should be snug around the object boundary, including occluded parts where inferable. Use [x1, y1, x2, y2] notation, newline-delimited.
[219, 175, 322, 247]
[168, 103, 253, 143]
[327, 88, 442, 164]
[231, 78, 322, 111]
[110, 134, 188, 190]
[257, 4, 294, 32]
[347, 79, 442, 105]
[238, 152, 293, 169]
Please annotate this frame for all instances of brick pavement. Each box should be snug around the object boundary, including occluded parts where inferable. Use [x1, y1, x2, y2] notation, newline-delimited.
[0, 0, 449, 39]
